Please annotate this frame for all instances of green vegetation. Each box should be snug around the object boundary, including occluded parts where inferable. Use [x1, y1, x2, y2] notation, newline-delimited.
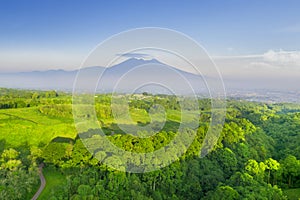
[0, 147, 39, 199]
[284, 188, 300, 200]
[38, 167, 67, 200]
[0, 88, 300, 199]
[0, 107, 76, 147]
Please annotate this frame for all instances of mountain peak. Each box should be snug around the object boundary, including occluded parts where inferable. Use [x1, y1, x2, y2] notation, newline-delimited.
[122, 57, 162, 64]
[108, 58, 164, 72]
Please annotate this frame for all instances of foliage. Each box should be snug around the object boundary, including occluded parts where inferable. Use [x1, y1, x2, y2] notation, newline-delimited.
[1, 89, 300, 199]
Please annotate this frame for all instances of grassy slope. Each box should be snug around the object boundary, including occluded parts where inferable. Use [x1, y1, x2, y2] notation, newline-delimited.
[38, 167, 67, 200]
[284, 188, 300, 200]
[0, 104, 198, 147]
[0, 107, 76, 147]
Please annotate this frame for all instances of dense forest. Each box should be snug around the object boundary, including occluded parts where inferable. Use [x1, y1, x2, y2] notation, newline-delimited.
[0, 88, 300, 199]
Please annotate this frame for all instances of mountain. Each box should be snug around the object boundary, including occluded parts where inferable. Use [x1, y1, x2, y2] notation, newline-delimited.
[1, 58, 299, 102]
[0, 58, 209, 94]
[0, 68, 77, 90]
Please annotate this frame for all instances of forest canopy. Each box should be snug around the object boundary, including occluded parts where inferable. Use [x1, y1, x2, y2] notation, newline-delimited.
[0, 88, 299, 199]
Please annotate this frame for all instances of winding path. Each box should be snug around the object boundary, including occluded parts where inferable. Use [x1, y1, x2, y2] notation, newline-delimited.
[32, 164, 46, 200]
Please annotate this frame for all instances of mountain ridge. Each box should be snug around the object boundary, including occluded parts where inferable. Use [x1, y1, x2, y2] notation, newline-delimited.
[0, 58, 208, 94]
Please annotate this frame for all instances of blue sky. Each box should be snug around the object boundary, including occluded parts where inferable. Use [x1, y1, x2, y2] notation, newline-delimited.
[1, 0, 300, 73]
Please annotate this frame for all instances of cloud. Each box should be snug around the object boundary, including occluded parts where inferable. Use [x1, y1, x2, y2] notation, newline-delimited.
[116, 53, 152, 59]
[245, 50, 300, 70]
[247, 62, 276, 69]
[263, 50, 300, 65]
[213, 50, 300, 79]
[215, 50, 300, 69]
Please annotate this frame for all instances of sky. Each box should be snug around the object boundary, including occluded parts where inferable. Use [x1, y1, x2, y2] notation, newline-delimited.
[0, 0, 300, 80]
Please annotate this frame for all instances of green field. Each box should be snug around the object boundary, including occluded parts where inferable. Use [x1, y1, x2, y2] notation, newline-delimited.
[0, 107, 76, 147]
[0, 100, 198, 148]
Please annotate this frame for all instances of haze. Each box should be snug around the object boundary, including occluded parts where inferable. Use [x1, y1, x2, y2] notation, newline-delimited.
[0, 0, 300, 90]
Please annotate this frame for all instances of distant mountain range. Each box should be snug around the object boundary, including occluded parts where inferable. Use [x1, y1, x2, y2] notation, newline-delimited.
[1, 58, 299, 103]
[0, 58, 209, 94]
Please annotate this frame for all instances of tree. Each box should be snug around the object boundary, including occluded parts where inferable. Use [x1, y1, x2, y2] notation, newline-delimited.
[1, 148, 19, 161]
[205, 185, 239, 200]
[0, 148, 21, 171]
[245, 159, 260, 176]
[281, 155, 300, 187]
[77, 184, 92, 196]
[264, 158, 280, 184]
[29, 146, 43, 166]
[43, 142, 66, 165]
